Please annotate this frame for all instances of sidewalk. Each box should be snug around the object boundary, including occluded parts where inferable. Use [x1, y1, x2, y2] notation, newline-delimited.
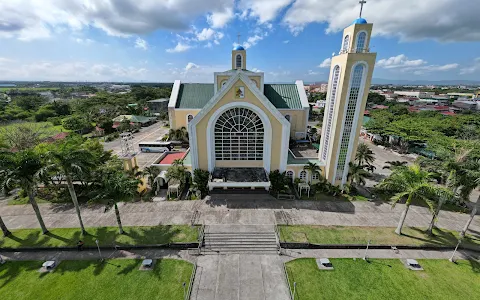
[1, 198, 479, 234]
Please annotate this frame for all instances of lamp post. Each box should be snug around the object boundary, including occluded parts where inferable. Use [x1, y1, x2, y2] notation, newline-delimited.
[449, 239, 462, 263]
[363, 239, 370, 261]
[293, 282, 297, 300]
[95, 239, 103, 262]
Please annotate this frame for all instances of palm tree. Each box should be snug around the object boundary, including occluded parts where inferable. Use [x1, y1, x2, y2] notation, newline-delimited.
[347, 162, 370, 186]
[458, 159, 480, 238]
[383, 161, 408, 170]
[355, 143, 375, 166]
[303, 162, 321, 183]
[95, 171, 139, 234]
[45, 139, 95, 234]
[0, 215, 11, 237]
[426, 187, 454, 236]
[0, 150, 48, 234]
[143, 166, 160, 190]
[377, 164, 442, 235]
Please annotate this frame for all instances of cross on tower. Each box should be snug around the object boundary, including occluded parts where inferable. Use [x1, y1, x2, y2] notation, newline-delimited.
[359, 0, 367, 18]
[237, 33, 241, 44]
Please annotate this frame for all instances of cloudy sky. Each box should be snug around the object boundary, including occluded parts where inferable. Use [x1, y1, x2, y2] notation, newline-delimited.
[0, 0, 479, 83]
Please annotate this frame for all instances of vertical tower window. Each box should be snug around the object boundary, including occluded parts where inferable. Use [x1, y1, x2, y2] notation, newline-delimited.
[214, 107, 264, 160]
[356, 32, 367, 52]
[336, 64, 365, 181]
[342, 35, 350, 52]
[321, 65, 341, 161]
[235, 54, 242, 69]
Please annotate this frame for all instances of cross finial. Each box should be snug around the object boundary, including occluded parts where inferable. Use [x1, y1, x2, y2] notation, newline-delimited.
[359, 0, 367, 18]
[237, 32, 241, 44]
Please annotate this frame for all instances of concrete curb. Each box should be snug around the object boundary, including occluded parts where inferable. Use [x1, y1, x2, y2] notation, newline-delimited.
[0, 242, 199, 252]
[280, 242, 480, 252]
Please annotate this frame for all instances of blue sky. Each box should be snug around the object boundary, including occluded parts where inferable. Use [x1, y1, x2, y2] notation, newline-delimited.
[0, 0, 479, 83]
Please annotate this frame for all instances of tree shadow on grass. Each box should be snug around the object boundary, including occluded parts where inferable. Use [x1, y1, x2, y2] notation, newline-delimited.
[0, 261, 39, 289]
[402, 227, 458, 247]
[116, 226, 183, 246]
[116, 260, 138, 275]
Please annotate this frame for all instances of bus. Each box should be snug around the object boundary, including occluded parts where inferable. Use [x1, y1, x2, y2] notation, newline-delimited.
[139, 142, 172, 153]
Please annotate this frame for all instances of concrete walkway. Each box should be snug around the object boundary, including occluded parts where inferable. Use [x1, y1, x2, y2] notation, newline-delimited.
[1, 198, 479, 235]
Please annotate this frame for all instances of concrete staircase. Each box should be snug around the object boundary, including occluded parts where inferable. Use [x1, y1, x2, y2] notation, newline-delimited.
[202, 225, 278, 255]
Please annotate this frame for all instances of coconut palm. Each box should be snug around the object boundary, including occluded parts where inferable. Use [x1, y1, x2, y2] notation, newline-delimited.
[0, 150, 48, 234]
[383, 161, 408, 170]
[0, 215, 11, 237]
[303, 162, 321, 183]
[45, 139, 95, 234]
[355, 143, 375, 166]
[143, 166, 160, 189]
[458, 159, 480, 238]
[377, 164, 442, 235]
[347, 162, 370, 186]
[94, 171, 139, 234]
[426, 187, 454, 236]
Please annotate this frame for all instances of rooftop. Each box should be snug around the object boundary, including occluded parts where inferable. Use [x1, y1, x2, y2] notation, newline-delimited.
[158, 152, 187, 165]
[176, 83, 303, 109]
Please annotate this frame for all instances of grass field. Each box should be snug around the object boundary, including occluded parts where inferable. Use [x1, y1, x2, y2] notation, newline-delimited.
[0, 122, 66, 140]
[0, 225, 198, 248]
[285, 258, 480, 300]
[0, 259, 193, 300]
[278, 225, 480, 248]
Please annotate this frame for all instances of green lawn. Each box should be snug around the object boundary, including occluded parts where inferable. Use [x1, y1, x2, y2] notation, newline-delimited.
[285, 258, 480, 300]
[278, 225, 480, 249]
[0, 259, 193, 300]
[0, 225, 198, 248]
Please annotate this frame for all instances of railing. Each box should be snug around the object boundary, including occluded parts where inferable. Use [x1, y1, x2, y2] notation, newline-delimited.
[283, 262, 295, 300]
[197, 222, 205, 255]
[338, 48, 370, 55]
[274, 222, 281, 255]
[184, 262, 197, 300]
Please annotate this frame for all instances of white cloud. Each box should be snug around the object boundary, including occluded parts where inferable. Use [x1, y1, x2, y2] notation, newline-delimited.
[251, 68, 262, 72]
[282, 0, 480, 41]
[460, 58, 480, 75]
[238, 0, 293, 24]
[195, 28, 224, 44]
[283, 40, 290, 44]
[318, 58, 331, 68]
[185, 62, 199, 72]
[307, 70, 319, 76]
[166, 42, 191, 53]
[0, 59, 148, 81]
[134, 37, 148, 50]
[0, 0, 235, 40]
[75, 38, 94, 45]
[377, 54, 459, 75]
[207, 7, 234, 28]
[377, 55, 426, 69]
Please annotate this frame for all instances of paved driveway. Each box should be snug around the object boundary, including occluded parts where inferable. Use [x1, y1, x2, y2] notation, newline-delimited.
[191, 254, 290, 300]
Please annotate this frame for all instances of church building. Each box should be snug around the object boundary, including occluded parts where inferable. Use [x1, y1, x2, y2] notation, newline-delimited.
[166, 15, 376, 190]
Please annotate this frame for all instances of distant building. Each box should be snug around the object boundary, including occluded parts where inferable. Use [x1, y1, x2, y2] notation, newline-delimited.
[394, 91, 434, 98]
[147, 98, 169, 114]
[452, 100, 479, 111]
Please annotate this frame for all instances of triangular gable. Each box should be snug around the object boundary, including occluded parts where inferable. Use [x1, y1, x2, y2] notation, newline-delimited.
[189, 71, 290, 129]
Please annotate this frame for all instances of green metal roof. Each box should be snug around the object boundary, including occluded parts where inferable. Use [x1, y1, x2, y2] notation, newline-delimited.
[176, 84, 215, 109]
[175, 83, 302, 109]
[264, 84, 302, 109]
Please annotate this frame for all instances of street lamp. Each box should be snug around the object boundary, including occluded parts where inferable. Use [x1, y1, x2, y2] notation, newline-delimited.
[293, 282, 297, 300]
[95, 239, 103, 262]
[449, 239, 462, 263]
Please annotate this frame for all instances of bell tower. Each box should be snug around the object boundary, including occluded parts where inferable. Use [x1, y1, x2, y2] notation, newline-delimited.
[319, 1, 377, 186]
[232, 45, 246, 70]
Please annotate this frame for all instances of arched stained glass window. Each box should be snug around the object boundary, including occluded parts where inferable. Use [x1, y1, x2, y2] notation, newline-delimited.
[214, 107, 264, 160]
[342, 35, 350, 52]
[236, 54, 242, 69]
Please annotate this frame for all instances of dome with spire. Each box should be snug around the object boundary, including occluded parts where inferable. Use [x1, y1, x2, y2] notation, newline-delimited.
[233, 45, 245, 51]
[352, 18, 367, 25]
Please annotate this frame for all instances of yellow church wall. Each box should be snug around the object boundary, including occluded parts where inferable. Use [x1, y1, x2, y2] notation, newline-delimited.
[279, 110, 307, 137]
[217, 75, 231, 90]
[325, 52, 376, 185]
[195, 78, 284, 171]
[248, 76, 261, 89]
[231, 50, 247, 69]
[172, 109, 200, 129]
[343, 24, 373, 53]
